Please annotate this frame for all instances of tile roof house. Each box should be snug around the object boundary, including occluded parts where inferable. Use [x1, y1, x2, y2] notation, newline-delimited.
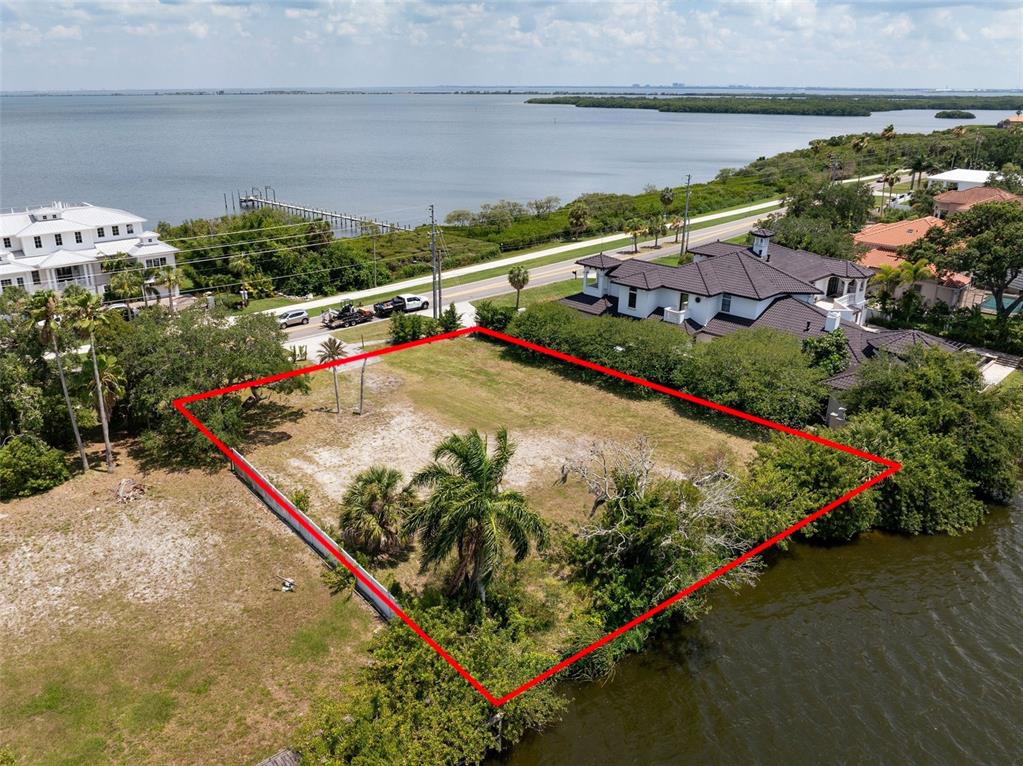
[854, 216, 977, 309]
[933, 186, 1023, 218]
[0, 202, 178, 298]
[561, 229, 969, 407]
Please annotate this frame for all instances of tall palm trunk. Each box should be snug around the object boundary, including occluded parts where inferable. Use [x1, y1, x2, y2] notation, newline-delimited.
[331, 370, 341, 415]
[90, 333, 114, 471]
[53, 337, 89, 471]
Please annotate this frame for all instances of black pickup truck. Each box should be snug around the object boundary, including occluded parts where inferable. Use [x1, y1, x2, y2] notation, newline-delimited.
[373, 294, 429, 318]
[321, 303, 374, 329]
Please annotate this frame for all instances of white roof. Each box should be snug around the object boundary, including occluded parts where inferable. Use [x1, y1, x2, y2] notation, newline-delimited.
[0, 261, 32, 276]
[0, 213, 32, 238]
[928, 169, 996, 185]
[0, 202, 146, 237]
[19, 249, 101, 269]
[94, 237, 178, 257]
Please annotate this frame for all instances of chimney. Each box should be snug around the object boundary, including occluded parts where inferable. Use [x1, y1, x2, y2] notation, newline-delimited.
[825, 311, 841, 332]
[750, 228, 774, 260]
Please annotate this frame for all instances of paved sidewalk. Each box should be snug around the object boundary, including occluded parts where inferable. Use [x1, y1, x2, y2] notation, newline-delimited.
[254, 198, 785, 317]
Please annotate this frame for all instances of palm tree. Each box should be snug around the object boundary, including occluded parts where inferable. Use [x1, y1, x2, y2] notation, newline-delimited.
[626, 218, 644, 253]
[648, 217, 664, 248]
[871, 264, 904, 315]
[154, 265, 183, 312]
[67, 290, 116, 471]
[507, 265, 529, 310]
[28, 291, 89, 472]
[405, 428, 548, 602]
[317, 337, 347, 415]
[899, 258, 932, 286]
[658, 186, 675, 218]
[108, 268, 144, 306]
[338, 466, 416, 556]
[908, 154, 928, 190]
[668, 216, 683, 243]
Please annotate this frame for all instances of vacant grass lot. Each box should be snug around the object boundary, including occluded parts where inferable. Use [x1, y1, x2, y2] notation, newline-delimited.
[247, 336, 755, 573]
[0, 449, 376, 766]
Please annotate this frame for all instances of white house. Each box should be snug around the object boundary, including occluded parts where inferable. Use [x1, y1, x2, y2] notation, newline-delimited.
[565, 228, 873, 331]
[0, 202, 178, 298]
[926, 168, 997, 191]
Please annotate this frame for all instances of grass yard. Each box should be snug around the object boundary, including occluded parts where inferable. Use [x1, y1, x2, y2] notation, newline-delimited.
[480, 279, 581, 309]
[0, 448, 377, 766]
[245, 337, 754, 584]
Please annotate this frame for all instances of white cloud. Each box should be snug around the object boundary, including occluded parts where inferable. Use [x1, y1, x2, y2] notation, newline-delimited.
[45, 24, 82, 40]
[187, 21, 209, 39]
[124, 22, 160, 36]
[285, 8, 319, 19]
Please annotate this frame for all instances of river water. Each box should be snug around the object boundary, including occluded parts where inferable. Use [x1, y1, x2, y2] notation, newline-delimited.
[498, 503, 1023, 765]
[0, 93, 1009, 226]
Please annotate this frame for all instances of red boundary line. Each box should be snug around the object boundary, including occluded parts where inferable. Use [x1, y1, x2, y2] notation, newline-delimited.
[173, 325, 900, 707]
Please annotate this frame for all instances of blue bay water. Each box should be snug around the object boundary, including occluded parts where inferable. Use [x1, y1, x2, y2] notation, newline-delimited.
[0, 93, 1008, 226]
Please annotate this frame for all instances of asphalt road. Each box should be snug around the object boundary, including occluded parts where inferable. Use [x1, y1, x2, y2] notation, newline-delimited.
[281, 210, 768, 344]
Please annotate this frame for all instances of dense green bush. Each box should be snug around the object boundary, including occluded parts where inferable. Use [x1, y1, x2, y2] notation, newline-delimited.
[298, 605, 565, 765]
[474, 300, 517, 332]
[388, 312, 440, 344]
[506, 303, 691, 388]
[673, 328, 827, 427]
[0, 437, 70, 499]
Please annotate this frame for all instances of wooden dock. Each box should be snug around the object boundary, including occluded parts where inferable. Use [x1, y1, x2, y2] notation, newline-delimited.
[235, 187, 413, 236]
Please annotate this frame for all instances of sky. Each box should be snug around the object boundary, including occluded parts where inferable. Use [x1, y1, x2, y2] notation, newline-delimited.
[1, 0, 1020, 92]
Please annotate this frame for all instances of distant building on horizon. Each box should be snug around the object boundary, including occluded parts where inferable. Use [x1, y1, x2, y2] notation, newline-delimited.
[0, 202, 178, 298]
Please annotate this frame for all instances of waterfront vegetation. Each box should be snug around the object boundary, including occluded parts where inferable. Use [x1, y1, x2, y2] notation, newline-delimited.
[5, 124, 1023, 765]
[935, 110, 976, 119]
[525, 94, 1023, 117]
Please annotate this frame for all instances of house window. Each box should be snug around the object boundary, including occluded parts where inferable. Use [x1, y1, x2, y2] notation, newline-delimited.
[679, 292, 689, 310]
[145, 257, 167, 269]
[31, 271, 41, 285]
[826, 276, 841, 298]
[112, 225, 120, 236]
[55, 233, 63, 246]
[721, 294, 732, 313]
[74, 231, 83, 244]
[16, 277, 24, 288]
[97, 227, 105, 238]
[0, 279, 11, 290]
[33, 236, 42, 249]
[56, 267, 74, 283]
[126, 224, 134, 234]
[2, 237, 10, 249]
[627, 287, 638, 310]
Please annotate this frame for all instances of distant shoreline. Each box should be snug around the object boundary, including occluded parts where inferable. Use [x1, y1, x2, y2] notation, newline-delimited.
[3, 87, 1022, 99]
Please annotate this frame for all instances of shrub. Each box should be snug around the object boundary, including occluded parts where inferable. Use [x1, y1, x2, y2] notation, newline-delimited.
[438, 302, 463, 333]
[0, 437, 70, 499]
[388, 312, 439, 344]
[673, 328, 827, 427]
[473, 300, 517, 333]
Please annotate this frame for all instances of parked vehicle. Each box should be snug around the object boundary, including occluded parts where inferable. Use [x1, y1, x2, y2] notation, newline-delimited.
[102, 303, 138, 321]
[394, 294, 430, 313]
[277, 309, 310, 328]
[321, 303, 374, 329]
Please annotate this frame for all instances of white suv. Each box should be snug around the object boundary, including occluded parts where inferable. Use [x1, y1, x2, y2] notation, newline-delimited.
[277, 309, 310, 328]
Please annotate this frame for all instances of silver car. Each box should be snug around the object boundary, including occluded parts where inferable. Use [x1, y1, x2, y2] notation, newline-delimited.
[277, 309, 310, 328]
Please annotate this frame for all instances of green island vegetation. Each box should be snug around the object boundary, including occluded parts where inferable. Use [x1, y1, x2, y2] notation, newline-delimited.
[525, 94, 1023, 117]
[935, 110, 976, 119]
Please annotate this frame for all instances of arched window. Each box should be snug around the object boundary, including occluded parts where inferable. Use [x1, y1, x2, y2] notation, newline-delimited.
[826, 277, 841, 297]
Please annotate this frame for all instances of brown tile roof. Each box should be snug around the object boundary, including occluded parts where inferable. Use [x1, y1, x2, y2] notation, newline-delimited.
[610, 251, 820, 300]
[558, 292, 616, 315]
[688, 240, 873, 282]
[867, 329, 963, 356]
[854, 216, 943, 250]
[933, 186, 1023, 212]
[576, 252, 625, 270]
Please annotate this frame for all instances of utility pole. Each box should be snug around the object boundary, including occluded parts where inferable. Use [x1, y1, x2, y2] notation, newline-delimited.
[429, 204, 440, 319]
[680, 174, 692, 262]
[372, 238, 377, 288]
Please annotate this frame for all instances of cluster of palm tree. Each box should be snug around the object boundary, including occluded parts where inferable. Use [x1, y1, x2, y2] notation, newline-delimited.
[871, 258, 933, 315]
[26, 289, 127, 473]
[105, 262, 184, 312]
[337, 428, 548, 603]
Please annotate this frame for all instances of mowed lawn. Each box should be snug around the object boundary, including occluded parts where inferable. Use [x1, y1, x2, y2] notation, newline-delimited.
[0, 448, 377, 766]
